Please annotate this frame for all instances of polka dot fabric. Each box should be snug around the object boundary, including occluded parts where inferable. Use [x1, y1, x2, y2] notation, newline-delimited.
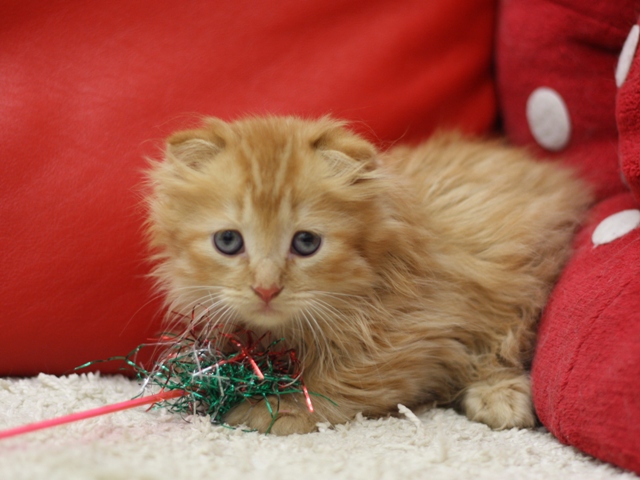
[497, 0, 640, 474]
[525, 87, 571, 152]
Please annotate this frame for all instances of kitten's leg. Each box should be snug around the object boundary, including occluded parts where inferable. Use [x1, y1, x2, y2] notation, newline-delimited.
[461, 370, 536, 429]
[224, 394, 319, 435]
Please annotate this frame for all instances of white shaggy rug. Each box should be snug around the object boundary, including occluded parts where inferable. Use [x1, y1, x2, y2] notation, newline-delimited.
[0, 374, 636, 480]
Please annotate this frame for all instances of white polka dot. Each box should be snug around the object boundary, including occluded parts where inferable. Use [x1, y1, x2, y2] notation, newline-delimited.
[616, 24, 639, 87]
[592, 209, 640, 246]
[526, 87, 571, 152]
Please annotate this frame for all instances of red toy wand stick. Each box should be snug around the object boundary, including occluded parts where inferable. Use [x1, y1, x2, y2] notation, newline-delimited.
[0, 389, 186, 440]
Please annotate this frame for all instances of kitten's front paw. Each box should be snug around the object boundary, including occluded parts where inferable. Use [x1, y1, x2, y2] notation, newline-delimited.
[462, 373, 536, 429]
[224, 396, 318, 435]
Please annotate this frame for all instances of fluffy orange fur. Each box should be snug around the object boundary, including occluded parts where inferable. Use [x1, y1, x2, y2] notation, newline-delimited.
[146, 116, 592, 434]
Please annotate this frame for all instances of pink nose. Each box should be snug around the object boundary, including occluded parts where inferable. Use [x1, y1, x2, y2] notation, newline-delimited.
[252, 285, 282, 304]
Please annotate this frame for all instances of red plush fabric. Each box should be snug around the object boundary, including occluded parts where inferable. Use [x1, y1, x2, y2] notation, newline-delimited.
[497, 0, 640, 473]
[0, 1, 497, 375]
[534, 193, 640, 474]
[617, 30, 640, 205]
[497, 0, 636, 200]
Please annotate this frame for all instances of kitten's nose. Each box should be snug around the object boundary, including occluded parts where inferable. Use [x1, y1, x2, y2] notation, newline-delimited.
[252, 285, 283, 304]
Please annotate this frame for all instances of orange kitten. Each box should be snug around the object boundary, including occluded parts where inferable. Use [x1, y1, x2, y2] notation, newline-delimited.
[146, 116, 591, 435]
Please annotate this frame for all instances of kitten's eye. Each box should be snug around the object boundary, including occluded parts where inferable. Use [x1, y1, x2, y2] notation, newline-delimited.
[213, 230, 244, 255]
[291, 231, 322, 256]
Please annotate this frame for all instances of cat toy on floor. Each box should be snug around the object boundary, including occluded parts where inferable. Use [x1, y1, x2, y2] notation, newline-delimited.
[0, 325, 313, 440]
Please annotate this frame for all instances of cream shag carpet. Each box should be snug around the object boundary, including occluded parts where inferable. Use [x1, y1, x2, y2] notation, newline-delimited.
[0, 374, 636, 480]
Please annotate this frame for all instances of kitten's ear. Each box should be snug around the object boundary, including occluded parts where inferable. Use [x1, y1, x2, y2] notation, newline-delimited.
[311, 119, 379, 178]
[166, 118, 232, 169]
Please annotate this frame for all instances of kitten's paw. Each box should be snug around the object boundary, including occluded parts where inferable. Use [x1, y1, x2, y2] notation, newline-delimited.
[224, 396, 318, 435]
[462, 374, 536, 429]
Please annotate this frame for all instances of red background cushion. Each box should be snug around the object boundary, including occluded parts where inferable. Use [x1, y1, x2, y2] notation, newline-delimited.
[0, 0, 497, 375]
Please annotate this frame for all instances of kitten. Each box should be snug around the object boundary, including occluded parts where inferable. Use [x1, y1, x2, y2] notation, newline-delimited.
[146, 116, 591, 435]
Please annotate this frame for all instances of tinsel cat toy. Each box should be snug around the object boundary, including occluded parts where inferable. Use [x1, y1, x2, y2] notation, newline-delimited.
[0, 326, 313, 440]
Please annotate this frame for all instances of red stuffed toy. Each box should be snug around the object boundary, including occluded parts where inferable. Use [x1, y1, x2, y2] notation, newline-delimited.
[497, 0, 640, 474]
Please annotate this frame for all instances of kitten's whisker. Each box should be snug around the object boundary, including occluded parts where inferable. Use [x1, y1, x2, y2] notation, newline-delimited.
[165, 292, 216, 317]
[301, 313, 329, 372]
[309, 298, 345, 319]
[307, 304, 347, 355]
[290, 314, 310, 377]
[300, 305, 338, 374]
[202, 301, 240, 342]
[164, 290, 229, 335]
[309, 290, 386, 316]
[307, 291, 361, 300]
[311, 299, 375, 353]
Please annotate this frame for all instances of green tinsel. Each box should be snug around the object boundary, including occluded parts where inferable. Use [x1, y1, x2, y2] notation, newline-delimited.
[77, 328, 312, 432]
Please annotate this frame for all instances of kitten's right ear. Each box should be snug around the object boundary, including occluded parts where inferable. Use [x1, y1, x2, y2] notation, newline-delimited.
[311, 118, 379, 183]
[166, 118, 232, 169]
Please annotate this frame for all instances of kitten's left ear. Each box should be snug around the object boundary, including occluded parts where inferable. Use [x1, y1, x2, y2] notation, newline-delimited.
[166, 118, 232, 170]
[311, 119, 379, 177]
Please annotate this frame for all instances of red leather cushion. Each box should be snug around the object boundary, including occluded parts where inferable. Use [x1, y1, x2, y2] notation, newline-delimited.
[0, 0, 497, 375]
